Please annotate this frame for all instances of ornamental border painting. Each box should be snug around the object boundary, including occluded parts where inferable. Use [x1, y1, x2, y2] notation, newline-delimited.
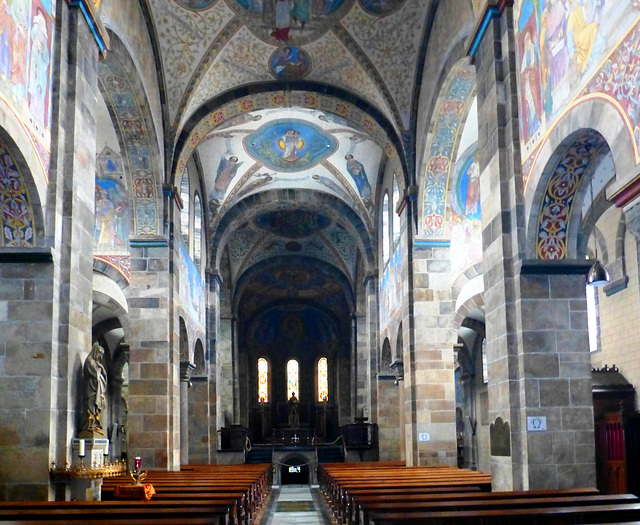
[515, 0, 640, 177]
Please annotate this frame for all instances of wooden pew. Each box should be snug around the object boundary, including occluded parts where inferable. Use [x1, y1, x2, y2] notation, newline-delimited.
[359, 494, 638, 525]
[0, 463, 272, 525]
[366, 502, 640, 524]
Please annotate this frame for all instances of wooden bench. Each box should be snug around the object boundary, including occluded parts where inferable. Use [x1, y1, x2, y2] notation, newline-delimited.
[366, 502, 640, 524]
[0, 463, 272, 525]
[359, 494, 639, 525]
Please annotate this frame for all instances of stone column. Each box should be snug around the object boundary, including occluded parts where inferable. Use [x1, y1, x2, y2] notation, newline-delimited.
[189, 375, 211, 464]
[207, 272, 220, 461]
[405, 242, 457, 466]
[180, 362, 195, 464]
[216, 314, 235, 429]
[473, 4, 595, 489]
[127, 238, 180, 470]
[377, 375, 401, 460]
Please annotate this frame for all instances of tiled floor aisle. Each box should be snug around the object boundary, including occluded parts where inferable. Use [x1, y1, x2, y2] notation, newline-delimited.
[261, 484, 333, 525]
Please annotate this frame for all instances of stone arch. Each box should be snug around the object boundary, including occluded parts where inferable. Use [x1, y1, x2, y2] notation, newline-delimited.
[211, 189, 375, 277]
[381, 337, 392, 372]
[419, 59, 476, 238]
[453, 285, 484, 333]
[173, 87, 407, 191]
[97, 30, 163, 237]
[395, 322, 403, 361]
[527, 129, 615, 259]
[179, 316, 189, 362]
[0, 130, 42, 246]
[523, 97, 637, 256]
[524, 97, 638, 198]
[193, 339, 206, 376]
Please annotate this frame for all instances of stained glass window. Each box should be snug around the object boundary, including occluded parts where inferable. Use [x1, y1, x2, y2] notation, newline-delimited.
[382, 193, 390, 264]
[317, 357, 328, 402]
[287, 359, 299, 400]
[258, 358, 269, 403]
[180, 169, 190, 249]
[194, 193, 202, 268]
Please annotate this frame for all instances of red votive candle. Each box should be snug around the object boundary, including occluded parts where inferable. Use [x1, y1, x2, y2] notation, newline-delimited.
[134, 456, 141, 470]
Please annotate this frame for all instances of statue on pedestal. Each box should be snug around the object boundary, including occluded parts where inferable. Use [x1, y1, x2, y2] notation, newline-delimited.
[80, 342, 108, 437]
[288, 392, 299, 427]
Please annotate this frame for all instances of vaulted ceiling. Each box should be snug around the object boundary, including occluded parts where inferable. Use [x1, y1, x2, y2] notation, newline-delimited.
[145, 0, 441, 317]
[148, 0, 434, 136]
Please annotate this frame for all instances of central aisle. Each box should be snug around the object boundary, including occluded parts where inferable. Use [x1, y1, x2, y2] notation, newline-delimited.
[260, 484, 333, 525]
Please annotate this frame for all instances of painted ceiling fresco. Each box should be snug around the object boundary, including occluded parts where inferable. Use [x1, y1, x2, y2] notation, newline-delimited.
[148, 0, 432, 133]
[515, 0, 640, 187]
[222, 205, 358, 286]
[195, 107, 383, 226]
[236, 255, 353, 322]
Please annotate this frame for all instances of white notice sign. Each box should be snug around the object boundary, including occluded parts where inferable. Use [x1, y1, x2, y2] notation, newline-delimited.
[527, 416, 547, 432]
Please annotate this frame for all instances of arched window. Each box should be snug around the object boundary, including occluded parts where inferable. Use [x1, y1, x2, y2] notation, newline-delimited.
[392, 176, 401, 246]
[587, 285, 600, 352]
[481, 338, 488, 384]
[382, 192, 390, 264]
[180, 170, 190, 249]
[194, 193, 203, 268]
[317, 357, 328, 402]
[287, 359, 299, 399]
[258, 358, 269, 403]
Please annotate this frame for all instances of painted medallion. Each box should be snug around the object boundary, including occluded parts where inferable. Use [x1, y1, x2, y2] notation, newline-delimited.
[244, 118, 338, 172]
[269, 46, 311, 81]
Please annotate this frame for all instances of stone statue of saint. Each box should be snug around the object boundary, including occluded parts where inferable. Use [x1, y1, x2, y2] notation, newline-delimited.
[288, 392, 299, 427]
[80, 342, 108, 436]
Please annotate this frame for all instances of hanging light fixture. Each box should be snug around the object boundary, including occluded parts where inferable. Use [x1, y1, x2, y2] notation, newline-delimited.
[586, 174, 610, 287]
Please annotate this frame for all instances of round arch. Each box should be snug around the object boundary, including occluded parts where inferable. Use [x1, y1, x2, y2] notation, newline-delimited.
[172, 86, 407, 189]
[524, 96, 637, 224]
[210, 189, 375, 276]
[97, 30, 163, 237]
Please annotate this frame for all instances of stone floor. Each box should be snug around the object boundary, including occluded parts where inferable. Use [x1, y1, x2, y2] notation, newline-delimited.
[259, 484, 334, 525]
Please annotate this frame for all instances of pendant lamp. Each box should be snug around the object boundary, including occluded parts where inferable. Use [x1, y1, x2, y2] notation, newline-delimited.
[586, 174, 610, 287]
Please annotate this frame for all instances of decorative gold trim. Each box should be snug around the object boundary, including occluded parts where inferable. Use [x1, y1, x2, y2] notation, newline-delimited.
[50, 460, 126, 480]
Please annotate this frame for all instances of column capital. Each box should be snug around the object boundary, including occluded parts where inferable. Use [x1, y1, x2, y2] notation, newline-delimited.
[180, 362, 196, 382]
[65, 0, 110, 57]
[467, 0, 515, 60]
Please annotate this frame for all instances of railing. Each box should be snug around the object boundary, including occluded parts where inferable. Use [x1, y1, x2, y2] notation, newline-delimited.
[272, 428, 316, 446]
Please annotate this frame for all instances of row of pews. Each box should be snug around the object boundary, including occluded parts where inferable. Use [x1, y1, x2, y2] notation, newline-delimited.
[319, 461, 640, 524]
[0, 463, 272, 525]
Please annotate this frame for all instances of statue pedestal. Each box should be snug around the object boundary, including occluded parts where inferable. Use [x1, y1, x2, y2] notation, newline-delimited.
[72, 438, 109, 469]
[68, 438, 110, 501]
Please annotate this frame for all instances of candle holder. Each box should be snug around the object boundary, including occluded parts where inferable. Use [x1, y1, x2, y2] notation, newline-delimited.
[130, 456, 147, 486]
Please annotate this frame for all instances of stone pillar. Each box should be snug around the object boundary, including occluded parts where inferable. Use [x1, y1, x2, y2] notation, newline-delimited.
[473, 4, 596, 489]
[405, 242, 457, 466]
[377, 375, 401, 460]
[364, 277, 379, 422]
[0, 0, 102, 500]
[128, 238, 180, 470]
[217, 315, 235, 429]
[207, 272, 220, 462]
[180, 362, 195, 464]
[189, 376, 211, 464]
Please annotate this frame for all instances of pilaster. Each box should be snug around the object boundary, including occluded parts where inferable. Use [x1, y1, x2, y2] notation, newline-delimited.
[127, 238, 179, 470]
